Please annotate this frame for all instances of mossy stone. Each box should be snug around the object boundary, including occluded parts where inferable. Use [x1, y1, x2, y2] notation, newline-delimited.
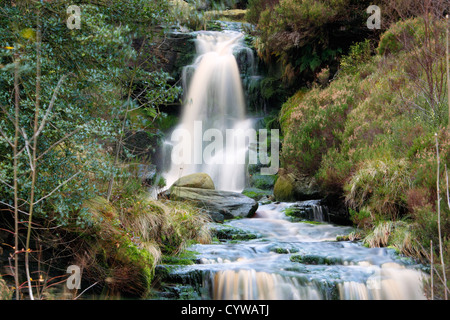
[273, 174, 295, 201]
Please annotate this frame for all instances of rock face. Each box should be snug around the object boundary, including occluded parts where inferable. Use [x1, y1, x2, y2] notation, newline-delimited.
[172, 172, 215, 190]
[274, 169, 322, 201]
[165, 186, 258, 223]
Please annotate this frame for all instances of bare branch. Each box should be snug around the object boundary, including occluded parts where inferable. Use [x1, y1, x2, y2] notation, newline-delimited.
[29, 74, 70, 143]
[33, 171, 81, 206]
[36, 124, 87, 162]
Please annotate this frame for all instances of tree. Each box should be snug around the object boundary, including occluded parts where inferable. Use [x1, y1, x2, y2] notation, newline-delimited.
[0, 0, 179, 299]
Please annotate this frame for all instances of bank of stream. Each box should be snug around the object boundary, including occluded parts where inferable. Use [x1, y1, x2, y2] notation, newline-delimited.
[154, 200, 428, 300]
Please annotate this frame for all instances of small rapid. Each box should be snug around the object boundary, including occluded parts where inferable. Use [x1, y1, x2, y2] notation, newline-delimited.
[166, 202, 428, 300]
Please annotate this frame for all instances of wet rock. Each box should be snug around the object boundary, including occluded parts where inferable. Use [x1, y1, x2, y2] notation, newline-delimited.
[172, 172, 215, 190]
[210, 224, 260, 241]
[283, 200, 329, 222]
[166, 186, 258, 222]
[274, 169, 322, 201]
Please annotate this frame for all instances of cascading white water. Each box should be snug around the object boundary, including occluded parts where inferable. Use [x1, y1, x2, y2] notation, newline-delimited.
[173, 202, 428, 300]
[163, 31, 253, 192]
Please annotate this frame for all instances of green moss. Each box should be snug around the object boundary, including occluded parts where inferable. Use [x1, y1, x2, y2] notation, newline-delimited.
[271, 246, 299, 254]
[242, 187, 272, 200]
[250, 174, 277, 190]
[210, 225, 259, 241]
[290, 254, 343, 265]
[161, 250, 198, 265]
[273, 175, 294, 201]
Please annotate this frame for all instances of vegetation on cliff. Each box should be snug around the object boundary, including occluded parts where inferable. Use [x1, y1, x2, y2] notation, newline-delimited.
[275, 1, 449, 298]
[0, 0, 208, 300]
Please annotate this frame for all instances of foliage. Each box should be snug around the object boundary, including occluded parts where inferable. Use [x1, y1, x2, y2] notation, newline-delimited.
[0, 0, 185, 299]
[0, 0, 178, 227]
[248, 0, 373, 90]
[345, 158, 411, 220]
[278, 16, 450, 285]
[280, 77, 354, 175]
[377, 17, 427, 56]
[339, 39, 373, 75]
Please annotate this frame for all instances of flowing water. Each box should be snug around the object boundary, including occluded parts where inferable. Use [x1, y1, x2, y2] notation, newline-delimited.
[162, 30, 254, 192]
[166, 202, 428, 300]
[158, 30, 429, 300]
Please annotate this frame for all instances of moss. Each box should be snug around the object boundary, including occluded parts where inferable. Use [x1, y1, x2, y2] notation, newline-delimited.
[299, 220, 324, 225]
[210, 225, 259, 241]
[250, 174, 277, 190]
[273, 175, 294, 201]
[290, 254, 343, 265]
[283, 207, 307, 221]
[271, 246, 299, 254]
[242, 187, 272, 200]
[161, 251, 197, 265]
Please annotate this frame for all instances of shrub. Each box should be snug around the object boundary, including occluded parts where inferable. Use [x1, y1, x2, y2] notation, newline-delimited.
[344, 158, 412, 220]
[280, 79, 354, 175]
[339, 39, 373, 75]
[377, 17, 426, 56]
[249, 0, 372, 89]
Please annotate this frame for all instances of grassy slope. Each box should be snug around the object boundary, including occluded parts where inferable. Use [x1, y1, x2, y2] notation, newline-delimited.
[279, 18, 450, 276]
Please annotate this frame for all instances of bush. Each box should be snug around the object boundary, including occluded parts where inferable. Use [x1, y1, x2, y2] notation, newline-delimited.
[339, 39, 373, 75]
[280, 79, 354, 175]
[344, 158, 411, 220]
[248, 0, 372, 89]
[377, 17, 426, 56]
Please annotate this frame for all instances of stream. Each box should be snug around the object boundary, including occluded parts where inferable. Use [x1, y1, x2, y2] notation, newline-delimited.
[157, 28, 429, 300]
[158, 201, 428, 300]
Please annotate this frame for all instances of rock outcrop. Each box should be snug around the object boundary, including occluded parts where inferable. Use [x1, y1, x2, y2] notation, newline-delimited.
[162, 173, 258, 222]
[172, 172, 215, 190]
[273, 169, 322, 201]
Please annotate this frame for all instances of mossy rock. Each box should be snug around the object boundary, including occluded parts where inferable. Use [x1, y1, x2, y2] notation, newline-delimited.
[270, 245, 299, 254]
[283, 207, 307, 221]
[250, 174, 277, 190]
[290, 254, 343, 265]
[210, 225, 259, 241]
[242, 187, 272, 200]
[172, 172, 215, 190]
[273, 174, 295, 201]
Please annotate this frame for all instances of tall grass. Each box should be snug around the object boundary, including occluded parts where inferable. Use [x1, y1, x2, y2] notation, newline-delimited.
[345, 158, 412, 220]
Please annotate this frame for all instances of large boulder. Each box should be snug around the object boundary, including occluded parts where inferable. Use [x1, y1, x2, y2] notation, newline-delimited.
[172, 172, 215, 190]
[274, 169, 322, 201]
[166, 186, 258, 223]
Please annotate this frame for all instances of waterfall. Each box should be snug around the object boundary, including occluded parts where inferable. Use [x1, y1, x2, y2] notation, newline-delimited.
[208, 270, 324, 300]
[163, 31, 254, 192]
[158, 202, 428, 300]
[203, 263, 427, 300]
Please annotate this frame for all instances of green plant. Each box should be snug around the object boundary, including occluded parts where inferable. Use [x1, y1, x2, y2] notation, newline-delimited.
[339, 39, 373, 75]
[345, 158, 412, 220]
[249, 0, 372, 89]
